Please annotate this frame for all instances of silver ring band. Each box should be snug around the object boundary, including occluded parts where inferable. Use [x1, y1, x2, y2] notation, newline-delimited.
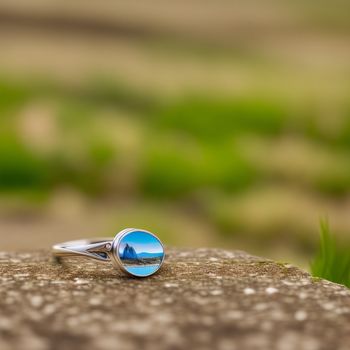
[52, 238, 113, 262]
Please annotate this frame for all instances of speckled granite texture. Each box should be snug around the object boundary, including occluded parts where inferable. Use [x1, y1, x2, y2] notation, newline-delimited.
[0, 248, 349, 350]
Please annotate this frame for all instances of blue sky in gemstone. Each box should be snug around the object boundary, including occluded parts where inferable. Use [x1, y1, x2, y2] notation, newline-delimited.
[118, 231, 163, 254]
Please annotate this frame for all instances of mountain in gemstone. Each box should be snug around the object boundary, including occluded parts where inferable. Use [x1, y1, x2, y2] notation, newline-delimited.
[121, 244, 138, 260]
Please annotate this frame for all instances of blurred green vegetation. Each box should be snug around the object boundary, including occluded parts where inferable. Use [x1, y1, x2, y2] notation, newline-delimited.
[0, 134, 48, 190]
[311, 221, 350, 288]
[154, 98, 288, 139]
[2, 76, 350, 199]
[1, 74, 350, 258]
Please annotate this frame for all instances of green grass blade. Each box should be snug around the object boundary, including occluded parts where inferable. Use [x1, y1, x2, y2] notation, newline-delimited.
[310, 220, 350, 288]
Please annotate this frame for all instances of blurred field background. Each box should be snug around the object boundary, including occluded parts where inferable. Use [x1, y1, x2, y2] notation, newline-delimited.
[0, 0, 350, 266]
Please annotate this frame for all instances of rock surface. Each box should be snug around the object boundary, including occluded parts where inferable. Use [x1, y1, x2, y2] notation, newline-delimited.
[0, 248, 349, 350]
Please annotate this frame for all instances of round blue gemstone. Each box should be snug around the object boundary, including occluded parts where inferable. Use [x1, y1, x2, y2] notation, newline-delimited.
[118, 230, 164, 277]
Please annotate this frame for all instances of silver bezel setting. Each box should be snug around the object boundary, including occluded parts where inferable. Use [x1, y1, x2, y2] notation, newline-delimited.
[111, 228, 165, 277]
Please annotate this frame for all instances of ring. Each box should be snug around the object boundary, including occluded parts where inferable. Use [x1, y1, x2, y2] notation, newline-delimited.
[52, 228, 165, 277]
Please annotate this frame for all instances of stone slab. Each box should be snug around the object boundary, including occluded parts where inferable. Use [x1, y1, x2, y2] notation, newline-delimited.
[0, 248, 349, 350]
